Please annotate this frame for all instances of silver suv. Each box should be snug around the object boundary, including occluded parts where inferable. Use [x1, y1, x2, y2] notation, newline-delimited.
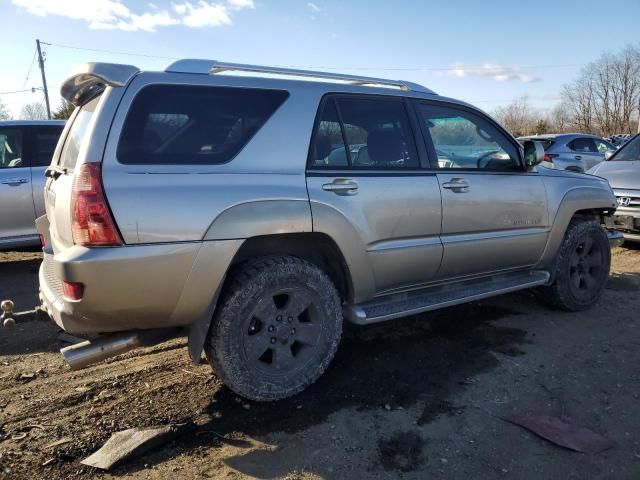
[39, 60, 621, 401]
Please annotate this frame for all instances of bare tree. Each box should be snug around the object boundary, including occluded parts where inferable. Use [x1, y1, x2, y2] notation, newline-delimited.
[493, 95, 538, 137]
[20, 102, 47, 120]
[0, 97, 10, 120]
[560, 44, 640, 135]
[547, 102, 572, 133]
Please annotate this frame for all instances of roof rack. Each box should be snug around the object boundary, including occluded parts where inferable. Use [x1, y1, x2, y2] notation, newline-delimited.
[165, 59, 435, 94]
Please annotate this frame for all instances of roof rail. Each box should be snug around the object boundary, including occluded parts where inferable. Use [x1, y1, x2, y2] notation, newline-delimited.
[165, 59, 435, 94]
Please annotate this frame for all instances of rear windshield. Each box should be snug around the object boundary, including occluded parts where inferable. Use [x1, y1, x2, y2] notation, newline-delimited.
[610, 135, 639, 162]
[116, 85, 289, 165]
[58, 96, 100, 170]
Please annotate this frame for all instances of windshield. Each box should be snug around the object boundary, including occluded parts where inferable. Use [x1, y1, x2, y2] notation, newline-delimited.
[610, 135, 640, 162]
[58, 95, 100, 169]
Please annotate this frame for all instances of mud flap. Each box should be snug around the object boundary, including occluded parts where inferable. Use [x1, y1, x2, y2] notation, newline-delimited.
[187, 278, 224, 365]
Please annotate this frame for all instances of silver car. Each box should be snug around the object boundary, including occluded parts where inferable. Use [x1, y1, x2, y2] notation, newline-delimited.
[518, 133, 616, 173]
[589, 134, 640, 242]
[37, 60, 620, 401]
[0, 120, 65, 249]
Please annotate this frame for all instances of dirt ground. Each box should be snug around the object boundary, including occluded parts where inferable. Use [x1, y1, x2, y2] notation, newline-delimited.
[0, 247, 639, 479]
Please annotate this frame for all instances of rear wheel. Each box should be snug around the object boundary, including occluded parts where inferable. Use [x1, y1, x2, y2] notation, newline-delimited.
[538, 219, 610, 311]
[206, 256, 342, 401]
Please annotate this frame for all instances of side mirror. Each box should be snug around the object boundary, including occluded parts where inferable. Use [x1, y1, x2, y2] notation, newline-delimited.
[604, 150, 613, 160]
[523, 140, 545, 169]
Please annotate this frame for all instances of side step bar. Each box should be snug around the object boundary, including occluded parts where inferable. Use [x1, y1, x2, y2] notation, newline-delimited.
[344, 270, 550, 325]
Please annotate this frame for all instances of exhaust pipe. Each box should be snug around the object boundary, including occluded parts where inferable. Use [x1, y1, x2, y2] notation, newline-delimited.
[61, 332, 142, 370]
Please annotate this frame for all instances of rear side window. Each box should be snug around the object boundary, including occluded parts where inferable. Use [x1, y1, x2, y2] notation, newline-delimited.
[568, 137, 597, 153]
[32, 125, 64, 167]
[308, 95, 419, 169]
[59, 96, 99, 169]
[117, 85, 289, 165]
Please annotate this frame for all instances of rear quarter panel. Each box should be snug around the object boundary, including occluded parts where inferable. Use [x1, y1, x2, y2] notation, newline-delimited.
[101, 73, 318, 243]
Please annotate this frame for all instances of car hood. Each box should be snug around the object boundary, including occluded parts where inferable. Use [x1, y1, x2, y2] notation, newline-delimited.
[588, 161, 640, 190]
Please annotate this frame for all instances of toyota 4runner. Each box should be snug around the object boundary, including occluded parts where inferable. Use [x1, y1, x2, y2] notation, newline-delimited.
[38, 60, 622, 401]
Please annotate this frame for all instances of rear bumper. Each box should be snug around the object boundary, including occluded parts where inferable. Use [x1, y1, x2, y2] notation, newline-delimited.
[39, 240, 242, 334]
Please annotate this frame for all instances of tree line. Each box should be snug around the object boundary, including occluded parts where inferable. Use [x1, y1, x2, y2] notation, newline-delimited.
[493, 44, 640, 138]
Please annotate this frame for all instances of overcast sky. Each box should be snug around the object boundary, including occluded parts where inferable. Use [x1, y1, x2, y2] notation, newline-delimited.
[1, 0, 639, 118]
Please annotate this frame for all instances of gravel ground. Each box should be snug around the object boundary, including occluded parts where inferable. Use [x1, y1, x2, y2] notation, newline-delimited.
[0, 246, 639, 479]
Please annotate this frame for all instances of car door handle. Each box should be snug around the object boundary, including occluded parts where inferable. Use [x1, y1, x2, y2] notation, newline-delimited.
[441, 178, 469, 192]
[1, 178, 29, 185]
[574, 155, 582, 160]
[322, 179, 359, 196]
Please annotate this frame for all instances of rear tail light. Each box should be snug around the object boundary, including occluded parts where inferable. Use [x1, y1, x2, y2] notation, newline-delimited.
[62, 281, 84, 301]
[71, 163, 122, 246]
[543, 153, 558, 163]
[39, 234, 45, 249]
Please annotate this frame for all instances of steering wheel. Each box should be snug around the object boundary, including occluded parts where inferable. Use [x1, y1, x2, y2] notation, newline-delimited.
[476, 150, 501, 169]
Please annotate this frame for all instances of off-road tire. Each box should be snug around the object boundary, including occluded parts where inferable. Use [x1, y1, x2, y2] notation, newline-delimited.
[538, 219, 611, 312]
[205, 256, 343, 401]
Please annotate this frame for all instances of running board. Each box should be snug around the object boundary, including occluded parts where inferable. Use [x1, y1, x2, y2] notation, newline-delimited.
[344, 270, 550, 325]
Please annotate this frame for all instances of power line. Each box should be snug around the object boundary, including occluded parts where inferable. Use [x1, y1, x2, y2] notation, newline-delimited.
[22, 48, 38, 88]
[0, 88, 37, 95]
[41, 41, 179, 60]
[40, 40, 585, 72]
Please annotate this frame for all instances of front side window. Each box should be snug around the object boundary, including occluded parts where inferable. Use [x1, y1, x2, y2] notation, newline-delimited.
[308, 96, 419, 169]
[568, 137, 597, 153]
[117, 85, 288, 165]
[610, 135, 640, 162]
[419, 104, 519, 170]
[0, 128, 23, 169]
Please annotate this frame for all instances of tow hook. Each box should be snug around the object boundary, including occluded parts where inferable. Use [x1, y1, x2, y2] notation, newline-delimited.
[1, 300, 15, 327]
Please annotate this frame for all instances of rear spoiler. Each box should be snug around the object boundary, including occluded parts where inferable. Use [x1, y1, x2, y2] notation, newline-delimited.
[61, 63, 140, 105]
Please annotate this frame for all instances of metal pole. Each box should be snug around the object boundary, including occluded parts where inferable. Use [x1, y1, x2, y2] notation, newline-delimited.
[36, 39, 51, 120]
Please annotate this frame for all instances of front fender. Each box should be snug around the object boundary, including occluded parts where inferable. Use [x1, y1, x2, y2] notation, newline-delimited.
[536, 185, 616, 271]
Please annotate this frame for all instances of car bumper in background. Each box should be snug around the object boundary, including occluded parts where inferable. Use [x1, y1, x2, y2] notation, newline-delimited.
[39, 240, 242, 334]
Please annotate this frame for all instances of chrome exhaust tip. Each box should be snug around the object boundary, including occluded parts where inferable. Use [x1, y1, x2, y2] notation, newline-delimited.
[61, 332, 142, 370]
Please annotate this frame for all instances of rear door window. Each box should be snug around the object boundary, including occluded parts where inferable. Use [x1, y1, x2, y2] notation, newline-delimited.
[31, 125, 64, 167]
[0, 128, 24, 169]
[59, 96, 99, 170]
[308, 95, 419, 169]
[117, 85, 289, 165]
[568, 137, 597, 153]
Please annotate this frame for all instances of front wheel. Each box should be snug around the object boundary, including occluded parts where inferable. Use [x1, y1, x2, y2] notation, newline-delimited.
[206, 256, 343, 401]
[538, 219, 611, 311]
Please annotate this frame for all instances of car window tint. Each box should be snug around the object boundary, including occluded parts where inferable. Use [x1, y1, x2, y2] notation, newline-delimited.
[32, 125, 64, 167]
[419, 104, 519, 170]
[309, 99, 348, 167]
[569, 138, 597, 153]
[117, 85, 288, 165]
[0, 128, 24, 169]
[59, 95, 100, 170]
[336, 97, 418, 168]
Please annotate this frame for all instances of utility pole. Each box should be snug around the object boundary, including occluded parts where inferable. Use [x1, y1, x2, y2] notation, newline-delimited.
[36, 39, 51, 119]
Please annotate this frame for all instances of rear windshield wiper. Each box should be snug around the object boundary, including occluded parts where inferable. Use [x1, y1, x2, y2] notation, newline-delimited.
[45, 164, 68, 179]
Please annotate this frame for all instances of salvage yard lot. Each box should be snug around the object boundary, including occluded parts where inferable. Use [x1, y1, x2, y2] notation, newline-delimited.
[0, 247, 639, 479]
